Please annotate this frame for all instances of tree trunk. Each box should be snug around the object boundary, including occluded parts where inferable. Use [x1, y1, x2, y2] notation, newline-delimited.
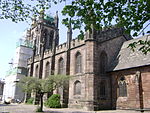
[24, 92, 27, 103]
[39, 93, 44, 112]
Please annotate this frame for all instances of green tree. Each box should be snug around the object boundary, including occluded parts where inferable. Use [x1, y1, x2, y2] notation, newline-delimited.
[2, 0, 149, 34]
[0, 0, 149, 53]
[62, 0, 150, 53]
[0, 0, 65, 22]
[62, 0, 150, 36]
[44, 94, 61, 108]
[18, 75, 69, 112]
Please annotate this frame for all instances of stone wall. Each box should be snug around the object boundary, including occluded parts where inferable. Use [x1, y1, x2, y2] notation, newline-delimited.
[111, 66, 150, 110]
[27, 26, 132, 110]
[68, 44, 87, 109]
[92, 35, 127, 110]
[68, 34, 127, 110]
[96, 27, 131, 42]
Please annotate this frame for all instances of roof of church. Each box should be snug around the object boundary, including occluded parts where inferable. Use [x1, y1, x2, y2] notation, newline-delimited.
[110, 34, 150, 71]
[44, 15, 54, 22]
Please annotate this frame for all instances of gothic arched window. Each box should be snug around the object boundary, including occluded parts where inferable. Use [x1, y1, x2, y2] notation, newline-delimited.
[43, 29, 49, 49]
[43, 29, 48, 38]
[45, 62, 50, 78]
[100, 81, 106, 97]
[35, 65, 39, 77]
[75, 52, 82, 74]
[118, 77, 127, 97]
[99, 51, 107, 75]
[58, 58, 64, 74]
[74, 81, 81, 95]
[49, 31, 54, 49]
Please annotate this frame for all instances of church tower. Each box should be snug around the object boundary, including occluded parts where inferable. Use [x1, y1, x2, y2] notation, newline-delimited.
[30, 11, 59, 56]
[26, 11, 59, 104]
[27, 11, 59, 78]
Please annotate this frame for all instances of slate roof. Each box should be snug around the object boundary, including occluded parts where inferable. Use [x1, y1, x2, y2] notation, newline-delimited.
[110, 34, 150, 71]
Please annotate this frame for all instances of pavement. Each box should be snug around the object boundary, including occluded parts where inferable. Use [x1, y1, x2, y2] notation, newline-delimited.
[0, 103, 149, 113]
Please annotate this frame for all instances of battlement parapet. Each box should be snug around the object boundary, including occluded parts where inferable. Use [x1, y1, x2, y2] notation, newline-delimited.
[55, 38, 85, 54]
[34, 55, 39, 62]
[96, 27, 126, 42]
[27, 57, 32, 64]
[56, 42, 67, 54]
[44, 49, 52, 58]
[71, 38, 85, 48]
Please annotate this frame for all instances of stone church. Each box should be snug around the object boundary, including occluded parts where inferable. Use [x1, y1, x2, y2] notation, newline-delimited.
[27, 12, 150, 111]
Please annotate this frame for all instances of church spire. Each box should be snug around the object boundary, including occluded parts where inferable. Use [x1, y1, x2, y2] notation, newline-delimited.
[54, 11, 59, 28]
[67, 18, 72, 49]
[39, 9, 45, 23]
[68, 18, 72, 32]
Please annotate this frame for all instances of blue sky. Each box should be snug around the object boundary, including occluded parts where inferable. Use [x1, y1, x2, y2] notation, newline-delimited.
[0, 1, 81, 78]
[0, 2, 69, 78]
[0, 1, 149, 79]
[0, 20, 28, 78]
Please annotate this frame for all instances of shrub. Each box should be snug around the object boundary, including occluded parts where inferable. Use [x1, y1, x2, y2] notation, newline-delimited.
[44, 94, 61, 108]
[26, 97, 34, 104]
[36, 106, 43, 112]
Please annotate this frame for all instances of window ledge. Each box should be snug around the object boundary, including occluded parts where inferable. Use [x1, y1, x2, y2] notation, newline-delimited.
[73, 95, 81, 99]
[75, 73, 83, 76]
[118, 97, 128, 101]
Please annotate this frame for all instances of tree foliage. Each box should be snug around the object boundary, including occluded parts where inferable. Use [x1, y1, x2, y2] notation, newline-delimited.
[0, 0, 150, 52]
[26, 97, 34, 104]
[62, 0, 150, 52]
[0, 0, 65, 22]
[1, 0, 149, 35]
[62, 0, 150, 36]
[18, 75, 69, 112]
[44, 94, 61, 108]
[19, 75, 69, 94]
[128, 38, 150, 54]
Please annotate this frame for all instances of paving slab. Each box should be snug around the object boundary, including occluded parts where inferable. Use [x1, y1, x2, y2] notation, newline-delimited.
[0, 103, 149, 113]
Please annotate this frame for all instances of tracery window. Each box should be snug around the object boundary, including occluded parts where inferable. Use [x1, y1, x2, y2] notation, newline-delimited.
[35, 65, 39, 77]
[74, 81, 81, 95]
[118, 77, 127, 97]
[49, 31, 54, 49]
[75, 52, 82, 74]
[43, 29, 49, 49]
[100, 81, 106, 97]
[99, 51, 107, 75]
[58, 58, 64, 74]
[45, 62, 50, 78]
